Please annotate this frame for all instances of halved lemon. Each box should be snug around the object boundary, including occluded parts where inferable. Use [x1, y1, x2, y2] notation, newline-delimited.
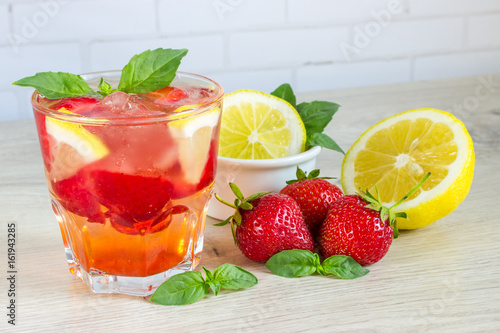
[219, 90, 306, 159]
[168, 105, 221, 184]
[46, 108, 109, 179]
[341, 108, 475, 229]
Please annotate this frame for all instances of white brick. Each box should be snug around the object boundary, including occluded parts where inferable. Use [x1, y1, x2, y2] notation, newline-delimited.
[409, 0, 500, 17]
[296, 59, 412, 92]
[0, 5, 9, 46]
[467, 14, 500, 49]
[90, 35, 225, 73]
[0, 90, 21, 122]
[414, 50, 500, 81]
[229, 27, 349, 68]
[11, 0, 156, 42]
[0, 43, 83, 87]
[206, 69, 293, 94]
[159, 0, 286, 34]
[349, 17, 463, 60]
[288, 0, 408, 24]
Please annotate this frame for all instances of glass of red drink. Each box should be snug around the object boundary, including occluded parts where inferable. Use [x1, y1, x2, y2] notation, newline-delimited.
[31, 71, 223, 296]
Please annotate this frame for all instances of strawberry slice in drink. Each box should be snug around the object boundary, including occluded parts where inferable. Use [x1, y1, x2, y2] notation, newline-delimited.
[33, 112, 54, 172]
[90, 170, 174, 222]
[143, 86, 188, 105]
[50, 168, 105, 223]
[51, 96, 100, 114]
[107, 204, 188, 235]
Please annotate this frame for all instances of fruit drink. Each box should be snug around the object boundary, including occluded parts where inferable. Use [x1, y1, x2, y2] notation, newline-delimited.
[31, 71, 223, 295]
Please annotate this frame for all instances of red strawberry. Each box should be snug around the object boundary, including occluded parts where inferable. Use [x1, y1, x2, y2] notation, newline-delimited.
[33, 112, 55, 172]
[318, 195, 394, 266]
[90, 170, 174, 222]
[107, 205, 187, 235]
[216, 184, 314, 262]
[196, 138, 218, 191]
[280, 167, 343, 233]
[143, 86, 187, 105]
[50, 169, 105, 223]
[318, 173, 431, 265]
[51, 96, 99, 114]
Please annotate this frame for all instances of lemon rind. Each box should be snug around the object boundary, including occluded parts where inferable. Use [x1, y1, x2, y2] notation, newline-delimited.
[341, 108, 475, 228]
[220, 89, 306, 159]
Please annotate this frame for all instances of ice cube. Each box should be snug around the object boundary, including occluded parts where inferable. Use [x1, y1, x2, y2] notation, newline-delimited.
[97, 91, 164, 117]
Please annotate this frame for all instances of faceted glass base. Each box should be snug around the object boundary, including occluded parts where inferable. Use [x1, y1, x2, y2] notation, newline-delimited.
[65, 244, 202, 296]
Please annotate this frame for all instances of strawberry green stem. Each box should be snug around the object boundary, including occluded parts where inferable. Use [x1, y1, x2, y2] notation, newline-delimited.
[214, 193, 237, 209]
[359, 172, 431, 239]
[389, 172, 431, 211]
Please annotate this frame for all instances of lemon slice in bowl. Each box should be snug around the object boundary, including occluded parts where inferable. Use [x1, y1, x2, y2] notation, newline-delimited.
[168, 105, 221, 184]
[219, 89, 306, 159]
[46, 107, 109, 179]
[341, 108, 475, 229]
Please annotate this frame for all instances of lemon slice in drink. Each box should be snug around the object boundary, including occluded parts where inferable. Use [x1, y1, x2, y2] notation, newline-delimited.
[168, 105, 221, 184]
[341, 108, 475, 229]
[219, 90, 306, 159]
[46, 108, 109, 179]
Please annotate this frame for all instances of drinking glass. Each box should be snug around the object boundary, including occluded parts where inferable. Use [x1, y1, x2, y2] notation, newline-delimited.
[31, 71, 223, 296]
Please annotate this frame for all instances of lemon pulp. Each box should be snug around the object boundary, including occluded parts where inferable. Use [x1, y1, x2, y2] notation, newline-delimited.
[46, 107, 109, 179]
[219, 90, 306, 159]
[341, 108, 475, 229]
[168, 105, 221, 184]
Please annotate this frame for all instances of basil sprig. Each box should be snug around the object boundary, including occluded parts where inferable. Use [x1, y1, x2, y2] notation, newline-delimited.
[265, 249, 369, 279]
[150, 264, 258, 306]
[118, 48, 188, 94]
[271, 83, 344, 154]
[12, 72, 96, 99]
[12, 48, 188, 99]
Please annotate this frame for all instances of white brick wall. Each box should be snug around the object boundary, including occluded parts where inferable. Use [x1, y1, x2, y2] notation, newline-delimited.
[414, 50, 500, 81]
[296, 59, 412, 92]
[467, 13, 500, 49]
[229, 27, 349, 67]
[158, 0, 287, 34]
[11, 0, 157, 42]
[408, 0, 500, 16]
[287, 0, 409, 24]
[0, 5, 9, 45]
[1, 0, 499, 121]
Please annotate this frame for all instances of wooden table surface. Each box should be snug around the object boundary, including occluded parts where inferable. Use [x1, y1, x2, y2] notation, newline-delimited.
[1, 75, 499, 332]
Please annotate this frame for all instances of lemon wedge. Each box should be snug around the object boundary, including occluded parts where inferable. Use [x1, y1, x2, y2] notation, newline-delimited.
[219, 90, 306, 159]
[168, 105, 221, 184]
[46, 108, 109, 178]
[341, 108, 475, 229]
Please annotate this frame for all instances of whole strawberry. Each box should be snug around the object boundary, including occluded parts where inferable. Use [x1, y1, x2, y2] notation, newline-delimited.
[319, 173, 430, 265]
[280, 167, 343, 233]
[216, 183, 314, 262]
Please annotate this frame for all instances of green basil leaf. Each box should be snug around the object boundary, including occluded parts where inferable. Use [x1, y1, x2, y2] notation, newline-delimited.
[307, 132, 345, 154]
[150, 271, 208, 305]
[212, 263, 258, 290]
[296, 101, 340, 134]
[12, 72, 95, 99]
[118, 48, 188, 94]
[265, 249, 318, 278]
[97, 78, 115, 97]
[322, 255, 369, 279]
[270, 83, 296, 108]
[203, 267, 222, 296]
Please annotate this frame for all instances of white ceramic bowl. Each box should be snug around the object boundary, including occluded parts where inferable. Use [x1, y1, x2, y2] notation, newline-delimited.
[208, 146, 322, 220]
